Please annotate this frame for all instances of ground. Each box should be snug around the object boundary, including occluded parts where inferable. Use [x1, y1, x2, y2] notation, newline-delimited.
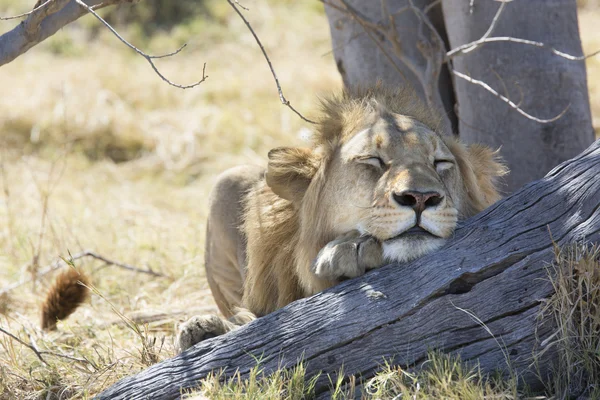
[0, 1, 598, 398]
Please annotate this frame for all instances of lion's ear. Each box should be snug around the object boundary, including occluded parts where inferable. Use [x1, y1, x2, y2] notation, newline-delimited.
[266, 147, 319, 203]
[465, 144, 508, 207]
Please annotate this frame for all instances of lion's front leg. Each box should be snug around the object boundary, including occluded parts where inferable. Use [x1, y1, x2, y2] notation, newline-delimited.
[176, 307, 256, 352]
[311, 230, 383, 281]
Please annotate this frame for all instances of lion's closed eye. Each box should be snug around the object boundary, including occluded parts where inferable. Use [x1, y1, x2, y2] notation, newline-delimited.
[434, 159, 454, 173]
[356, 156, 386, 170]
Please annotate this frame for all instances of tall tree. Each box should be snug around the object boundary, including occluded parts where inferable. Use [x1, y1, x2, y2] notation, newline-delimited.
[324, 0, 594, 192]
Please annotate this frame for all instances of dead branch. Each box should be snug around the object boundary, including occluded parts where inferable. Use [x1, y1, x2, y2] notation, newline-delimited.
[0, 326, 91, 365]
[1, 0, 121, 66]
[79, 251, 166, 277]
[226, 0, 315, 124]
[0, 326, 48, 365]
[0, 0, 207, 89]
[0, 250, 166, 297]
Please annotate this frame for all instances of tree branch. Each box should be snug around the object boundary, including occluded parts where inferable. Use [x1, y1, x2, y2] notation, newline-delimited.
[72, 0, 207, 89]
[226, 0, 315, 124]
[0, 0, 207, 89]
[1, 0, 121, 66]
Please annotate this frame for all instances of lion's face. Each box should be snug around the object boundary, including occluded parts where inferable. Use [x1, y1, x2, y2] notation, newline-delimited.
[320, 114, 470, 262]
[266, 97, 505, 267]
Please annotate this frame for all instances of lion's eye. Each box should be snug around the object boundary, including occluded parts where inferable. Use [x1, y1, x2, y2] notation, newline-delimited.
[357, 156, 385, 169]
[434, 160, 454, 172]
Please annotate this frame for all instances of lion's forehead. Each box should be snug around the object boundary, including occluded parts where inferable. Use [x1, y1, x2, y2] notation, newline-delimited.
[340, 116, 444, 162]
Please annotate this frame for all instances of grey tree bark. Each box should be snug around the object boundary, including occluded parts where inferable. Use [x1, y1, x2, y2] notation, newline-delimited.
[97, 140, 600, 400]
[324, 0, 594, 193]
[324, 0, 456, 131]
[0, 0, 135, 67]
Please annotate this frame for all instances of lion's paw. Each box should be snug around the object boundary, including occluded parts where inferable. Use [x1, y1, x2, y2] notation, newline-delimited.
[176, 314, 231, 352]
[311, 231, 383, 281]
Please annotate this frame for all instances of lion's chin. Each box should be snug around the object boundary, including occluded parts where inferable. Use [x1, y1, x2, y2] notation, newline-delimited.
[382, 236, 446, 263]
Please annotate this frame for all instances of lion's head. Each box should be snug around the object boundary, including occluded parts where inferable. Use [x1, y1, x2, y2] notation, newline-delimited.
[243, 85, 506, 314]
[265, 86, 506, 288]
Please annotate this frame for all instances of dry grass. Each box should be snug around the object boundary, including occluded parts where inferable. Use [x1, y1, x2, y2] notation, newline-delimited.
[0, 1, 340, 398]
[540, 243, 600, 399]
[0, 1, 599, 399]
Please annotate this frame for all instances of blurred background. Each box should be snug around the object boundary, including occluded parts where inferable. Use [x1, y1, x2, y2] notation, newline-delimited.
[0, 0, 598, 397]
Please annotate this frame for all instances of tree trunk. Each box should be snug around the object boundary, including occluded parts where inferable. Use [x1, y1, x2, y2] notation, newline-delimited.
[324, 0, 595, 194]
[323, 0, 456, 131]
[98, 140, 600, 400]
[442, 0, 594, 193]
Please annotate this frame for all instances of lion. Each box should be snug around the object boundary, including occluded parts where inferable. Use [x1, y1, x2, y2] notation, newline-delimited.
[176, 85, 507, 352]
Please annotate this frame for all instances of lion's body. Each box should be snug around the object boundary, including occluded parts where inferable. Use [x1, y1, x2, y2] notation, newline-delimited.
[203, 165, 264, 318]
[178, 85, 507, 351]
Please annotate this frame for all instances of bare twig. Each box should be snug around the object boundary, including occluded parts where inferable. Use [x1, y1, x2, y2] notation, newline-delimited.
[0, 1, 126, 66]
[226, 0, 315, 124]
[0, 250, 166, 296]
[234, 0, 249, 11]
[0, 326, 92, 365]
[0, 326, 48, 365]
[76, 251, 166, 277]
[0, 0, 52, 20]
[447, 36, 600, 61]
[460, 0, 507, 54]
[451, 68, 569, 124]
[72, 0, 207, 89]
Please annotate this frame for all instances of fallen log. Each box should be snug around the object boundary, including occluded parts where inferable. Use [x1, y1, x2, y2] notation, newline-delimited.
[98, 139, 600, 400]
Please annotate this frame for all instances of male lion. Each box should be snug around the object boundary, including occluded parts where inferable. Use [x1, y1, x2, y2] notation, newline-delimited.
[177, 85, 506, 352]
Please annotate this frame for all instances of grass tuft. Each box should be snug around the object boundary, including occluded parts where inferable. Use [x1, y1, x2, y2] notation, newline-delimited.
[540, 243, 600, 399]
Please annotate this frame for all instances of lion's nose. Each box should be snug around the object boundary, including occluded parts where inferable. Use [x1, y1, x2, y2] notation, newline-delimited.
[392, 190, 443, 214]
